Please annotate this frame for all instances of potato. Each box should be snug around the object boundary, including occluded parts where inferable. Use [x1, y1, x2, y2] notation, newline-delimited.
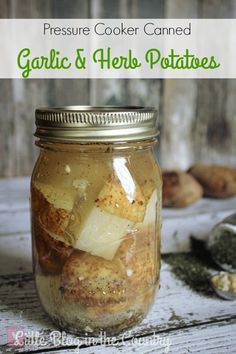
[31, 185, 73, 246]
[33, 220, 73, 275]
[35, 273, 155, 334]
[189, 164, 236, 198]
[61, 225, 157, 308]
[96, 175, 146, 223]
[31, 184, 74, 274]
[162, 171, 203, 207]
[61, 250, 126, 306]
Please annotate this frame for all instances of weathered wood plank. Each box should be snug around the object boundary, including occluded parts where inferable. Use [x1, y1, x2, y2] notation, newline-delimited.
[0, 210, 29, 236]
[0, 1, 90, 178]
[0, 0, 15, 177]
[125, 0, 163, 128]
[198, 0, 235, 18]
[89, 0, 128, 106]
[135, 0, 164, 18]
[31, 0, 88, 171]
[9, 0, 51, 18]
[161, 0, 198, 169]
[0, 0, 8, 18]
[193, 1, 236, 167]
[90, 0, 163, 117]
[45, 320, 236, 354]
[0, 265, 236, 353]
[11, 81, 44, 176]
[162, 209, 235, 253]
[4, 2, 54, 177]
[165, 0, 199, 18]
[49, 0, 90, 108]
[225, 80, 236, 163]
[194, 79, 236, 166]
[0, 233, 31, 275]
[2, 320, 236, 353]
[0, 81, 15, 178]
[0, 177, 30, 212]
[51, 0, 89, 17]
[162, 196, 236, 219]
[161, 79, 198, 169]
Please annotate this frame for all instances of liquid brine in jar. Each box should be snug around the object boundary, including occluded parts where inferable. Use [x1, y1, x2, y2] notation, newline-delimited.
[31, 106, 162, 336]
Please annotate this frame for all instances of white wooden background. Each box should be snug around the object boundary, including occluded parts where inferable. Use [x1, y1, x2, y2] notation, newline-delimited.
[0, 0, 236, 177]
[0, 177, 236, 353]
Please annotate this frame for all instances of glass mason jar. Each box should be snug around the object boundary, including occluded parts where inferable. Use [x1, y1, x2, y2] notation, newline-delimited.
[31, 106, 162, 336]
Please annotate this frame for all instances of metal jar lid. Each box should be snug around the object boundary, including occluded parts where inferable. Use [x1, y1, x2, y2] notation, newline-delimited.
[35, 106, 158, 143]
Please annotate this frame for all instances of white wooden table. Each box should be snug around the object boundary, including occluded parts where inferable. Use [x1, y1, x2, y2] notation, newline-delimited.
[0, 177, 235, 354]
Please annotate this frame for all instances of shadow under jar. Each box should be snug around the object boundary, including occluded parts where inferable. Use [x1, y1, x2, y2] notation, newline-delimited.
[31, 106, 162, 336]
